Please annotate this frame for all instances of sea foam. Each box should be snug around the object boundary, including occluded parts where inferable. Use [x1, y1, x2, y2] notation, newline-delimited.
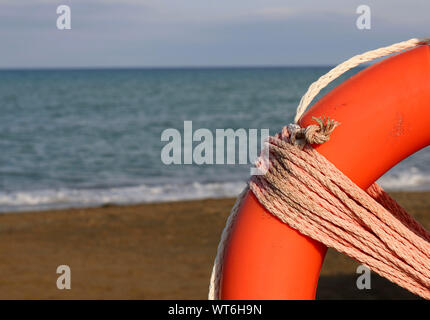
[0, 181, 246, 212]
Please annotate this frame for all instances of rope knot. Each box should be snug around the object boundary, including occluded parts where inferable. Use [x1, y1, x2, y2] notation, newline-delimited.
[288, 116, 340, 147]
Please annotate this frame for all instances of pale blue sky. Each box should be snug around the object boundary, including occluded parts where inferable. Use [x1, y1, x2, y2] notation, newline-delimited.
[0, 0, 429, 68]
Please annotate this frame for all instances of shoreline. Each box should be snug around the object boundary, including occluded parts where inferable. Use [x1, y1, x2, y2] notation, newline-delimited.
[0, 192, 427, 299]
[1, 190, 430, 215]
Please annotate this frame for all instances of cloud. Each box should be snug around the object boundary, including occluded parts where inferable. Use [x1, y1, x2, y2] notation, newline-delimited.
[0, 0, 429, 68]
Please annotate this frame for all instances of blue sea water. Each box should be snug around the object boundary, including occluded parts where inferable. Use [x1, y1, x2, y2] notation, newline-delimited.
[0, 67, 429, 212]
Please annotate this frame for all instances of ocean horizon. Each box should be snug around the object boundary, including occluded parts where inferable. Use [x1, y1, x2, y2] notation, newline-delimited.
[1, 67, 429, 212]
[0, 65, 338, 71]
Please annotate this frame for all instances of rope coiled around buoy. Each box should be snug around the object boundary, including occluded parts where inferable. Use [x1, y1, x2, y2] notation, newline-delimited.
[249, 122, 430, 299]
[209, 38, 430, 300]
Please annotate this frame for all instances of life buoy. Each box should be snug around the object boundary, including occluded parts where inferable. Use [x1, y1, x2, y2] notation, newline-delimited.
[218, 44, 430, 299]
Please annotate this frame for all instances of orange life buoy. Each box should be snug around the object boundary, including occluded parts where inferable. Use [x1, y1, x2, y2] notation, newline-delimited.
[219, 44, 430, 299]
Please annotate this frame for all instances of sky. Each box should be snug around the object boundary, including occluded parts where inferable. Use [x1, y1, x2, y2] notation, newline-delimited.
[0, 0, 429, 68]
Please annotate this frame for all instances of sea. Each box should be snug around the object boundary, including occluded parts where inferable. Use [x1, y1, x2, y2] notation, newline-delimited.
[1, 67, 429, 212]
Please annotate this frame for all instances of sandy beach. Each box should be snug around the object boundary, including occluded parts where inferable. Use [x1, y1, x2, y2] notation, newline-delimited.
[0, 192, 428, 299]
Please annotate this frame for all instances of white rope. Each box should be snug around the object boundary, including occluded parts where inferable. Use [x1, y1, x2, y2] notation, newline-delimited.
[294, 38, 430, 123]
